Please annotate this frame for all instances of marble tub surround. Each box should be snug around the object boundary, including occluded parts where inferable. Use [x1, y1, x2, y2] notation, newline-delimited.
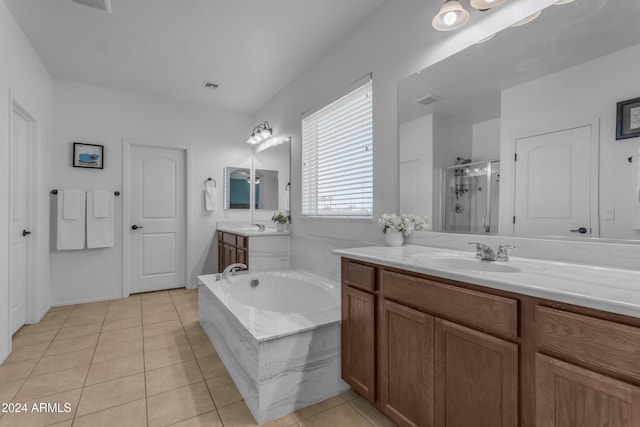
[198, 271, 348, 424]
[249, 235, 289, 271]
[198, 270, 339, 342]
[334, 245, 640, 318]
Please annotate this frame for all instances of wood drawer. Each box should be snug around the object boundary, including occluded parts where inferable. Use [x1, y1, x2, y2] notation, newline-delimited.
[379, 270, 518, 339]
[344, 261, 375, 292]
[222, 232, 236, 245]
[537, 306, 640, 382]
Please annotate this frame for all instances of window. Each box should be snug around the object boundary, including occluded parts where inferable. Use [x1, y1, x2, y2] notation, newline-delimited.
[301, 78, 373, 218]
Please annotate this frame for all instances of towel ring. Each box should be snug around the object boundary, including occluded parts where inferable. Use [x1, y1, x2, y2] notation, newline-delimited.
[205, 177, 216, 188]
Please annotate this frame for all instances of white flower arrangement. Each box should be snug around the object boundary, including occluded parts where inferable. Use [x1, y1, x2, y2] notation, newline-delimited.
[378, 213, 428, 236]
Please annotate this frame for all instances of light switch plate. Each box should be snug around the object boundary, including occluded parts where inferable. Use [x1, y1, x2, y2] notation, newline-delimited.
[604, 207, 615, 220]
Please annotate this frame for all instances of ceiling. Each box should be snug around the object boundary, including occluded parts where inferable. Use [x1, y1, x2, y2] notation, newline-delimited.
[4, 0, 385, 113]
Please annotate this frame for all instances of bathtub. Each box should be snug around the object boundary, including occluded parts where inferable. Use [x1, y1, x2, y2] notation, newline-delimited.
[198, 270, 349, 424]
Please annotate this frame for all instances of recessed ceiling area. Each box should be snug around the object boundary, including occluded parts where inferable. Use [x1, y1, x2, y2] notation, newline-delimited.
[4, 0, 385, 113]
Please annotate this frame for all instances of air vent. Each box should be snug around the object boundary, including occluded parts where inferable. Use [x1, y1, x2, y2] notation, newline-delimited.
[415, 94, 441, 106]
[202, 81, 220, 90]
[70, 0, 112, 13]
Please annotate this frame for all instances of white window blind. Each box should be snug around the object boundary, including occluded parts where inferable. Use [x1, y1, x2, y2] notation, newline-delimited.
[302, 79, 373, 218]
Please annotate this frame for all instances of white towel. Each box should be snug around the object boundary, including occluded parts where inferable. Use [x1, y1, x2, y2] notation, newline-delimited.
[62, 189, 82, 219]
[632, 156, 640, 230]
[205, 181, 217, 212]
[93, 190, 110, 218]
[87, 191, 115, 248]
[57, 190, 86, 250]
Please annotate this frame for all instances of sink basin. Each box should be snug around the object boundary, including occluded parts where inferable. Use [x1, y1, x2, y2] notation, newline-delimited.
[411, 254, 521, 273]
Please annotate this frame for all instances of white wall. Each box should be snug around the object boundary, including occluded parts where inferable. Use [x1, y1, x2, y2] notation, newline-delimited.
[251, 0, 554, 247]
[499, 43, 640, 239]
[0, 0, 53, 361]
[399, 114, 433, 220]
[51, 79, 252, 305]
[472, 118, 501, 162]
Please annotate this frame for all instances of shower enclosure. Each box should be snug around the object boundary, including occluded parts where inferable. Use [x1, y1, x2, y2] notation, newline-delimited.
[442, 160, 500, 233]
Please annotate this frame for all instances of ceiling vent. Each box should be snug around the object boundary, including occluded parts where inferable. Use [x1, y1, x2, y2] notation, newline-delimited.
[415, 94, 441, 106]
[70, 0, 112, 13]
[202, 81, 220, 90]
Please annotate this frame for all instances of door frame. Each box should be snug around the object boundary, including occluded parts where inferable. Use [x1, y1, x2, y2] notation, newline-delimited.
[122, 138, 191, 297]
[510, 118, 600, 237]
[7, 93, 36, 332]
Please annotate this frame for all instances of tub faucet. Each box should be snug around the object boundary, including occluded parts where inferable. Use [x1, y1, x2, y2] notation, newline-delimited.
[218, 263, 247, 280]
[254, 223, 265, 231]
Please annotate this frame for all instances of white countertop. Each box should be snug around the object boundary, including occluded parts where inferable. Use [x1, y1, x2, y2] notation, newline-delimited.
[217, 225, 290, 237]
[333, 245, 640, 319]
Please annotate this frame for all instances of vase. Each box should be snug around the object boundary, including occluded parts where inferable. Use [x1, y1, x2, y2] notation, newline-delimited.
[384, 230, 404, 247]
[276, 223, 285, 232]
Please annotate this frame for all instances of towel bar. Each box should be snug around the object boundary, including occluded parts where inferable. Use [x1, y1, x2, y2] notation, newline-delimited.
[51, 189, 120, 196]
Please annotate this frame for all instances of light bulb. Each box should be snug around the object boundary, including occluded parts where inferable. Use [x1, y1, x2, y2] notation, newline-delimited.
[443, 11, 457, 26]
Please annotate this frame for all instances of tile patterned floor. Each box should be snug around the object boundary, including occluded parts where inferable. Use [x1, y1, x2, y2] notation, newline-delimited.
[0, 289, 395, 427]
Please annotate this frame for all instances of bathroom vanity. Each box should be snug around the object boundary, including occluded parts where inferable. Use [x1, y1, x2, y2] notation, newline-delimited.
[336, 246, 640, 427]
[217, 226, 289, 273]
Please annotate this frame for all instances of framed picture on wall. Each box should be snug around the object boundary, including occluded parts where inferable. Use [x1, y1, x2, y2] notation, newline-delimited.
[616, 97, 640, 140]
[73, 142, 104, 169]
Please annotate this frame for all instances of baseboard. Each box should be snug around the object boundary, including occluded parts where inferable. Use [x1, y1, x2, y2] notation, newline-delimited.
[52, 294, 122, 307]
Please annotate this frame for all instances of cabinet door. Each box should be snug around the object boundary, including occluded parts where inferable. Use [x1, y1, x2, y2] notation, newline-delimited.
[218, 241, 225, 273]
[236, 248, 247, 266]
[380, 299, 434, 427]
[342, 286, 375, 402]
[435, 319, 518, 427]
[537, 353, 640, 426]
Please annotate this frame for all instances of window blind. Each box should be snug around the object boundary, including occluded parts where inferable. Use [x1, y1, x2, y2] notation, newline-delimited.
[302, 79, 373, 218]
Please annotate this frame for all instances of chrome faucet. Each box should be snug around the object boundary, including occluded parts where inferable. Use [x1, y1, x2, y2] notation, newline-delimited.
[254, 223, 265, 231]
[468, 243, 515, 261]
[216, 263, 247, 280]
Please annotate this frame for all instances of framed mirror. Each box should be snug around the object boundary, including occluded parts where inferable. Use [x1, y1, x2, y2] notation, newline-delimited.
[223, 167, 251, 210]
[398, 0, 640, 241]
[253, 137, 291, 214]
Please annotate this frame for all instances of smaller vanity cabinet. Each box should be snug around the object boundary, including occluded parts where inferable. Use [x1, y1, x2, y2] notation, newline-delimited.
[218, 231, 248, 272]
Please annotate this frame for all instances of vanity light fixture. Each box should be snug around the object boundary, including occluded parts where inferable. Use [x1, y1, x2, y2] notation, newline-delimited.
[432, 0, 470, 31]
[432, 0, 508, 31]
[255, 136, 291, 154]
[469, 0, 507, 10]
[246, 121, 272, 145]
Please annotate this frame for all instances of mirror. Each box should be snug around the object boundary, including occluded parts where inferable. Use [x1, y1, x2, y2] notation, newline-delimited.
[254, 169, 279, 210]
[223, 167, 251, 210]
[398, 0, 640, 241]
[253, 138, 291, 214]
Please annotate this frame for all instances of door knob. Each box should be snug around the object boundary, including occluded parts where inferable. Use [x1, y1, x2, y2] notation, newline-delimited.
[131, 225, 143, 230]
[570, 227, 588, 234]
[22, 229, 32, 237]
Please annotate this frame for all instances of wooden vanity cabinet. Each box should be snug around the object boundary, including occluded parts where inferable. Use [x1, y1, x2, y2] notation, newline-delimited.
[341, 256, 640, 427]
[342, 259, 518, 427]
[218, 231, 248, 272]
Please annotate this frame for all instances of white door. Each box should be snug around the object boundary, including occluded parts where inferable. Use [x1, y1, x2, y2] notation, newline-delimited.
[400, 159, 422, 216]
[128, 145, 186, 293]
[10, 107, 32, 334]
[514, 125, 592, 237]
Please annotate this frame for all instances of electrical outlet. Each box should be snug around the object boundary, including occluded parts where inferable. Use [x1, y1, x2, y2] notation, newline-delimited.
[604, 207, 615, 220]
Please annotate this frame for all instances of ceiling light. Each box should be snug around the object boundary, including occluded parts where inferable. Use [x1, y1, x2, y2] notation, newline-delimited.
[470, 0, 507, 10]
[510, 10, 542, 27]
[246, 121, 272, 145]
[432, 0, 470, 31]
[553, 0, 575, 4]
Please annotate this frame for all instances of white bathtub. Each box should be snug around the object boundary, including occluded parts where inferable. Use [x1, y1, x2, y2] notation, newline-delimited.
[198, 270, 348, 424]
